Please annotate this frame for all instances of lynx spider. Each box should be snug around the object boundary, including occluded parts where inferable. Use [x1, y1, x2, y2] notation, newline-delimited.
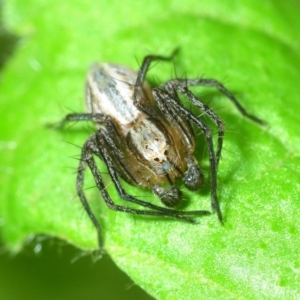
[58, 49, 265, 250]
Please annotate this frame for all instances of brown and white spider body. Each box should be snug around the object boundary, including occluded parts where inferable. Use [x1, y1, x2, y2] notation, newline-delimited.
[58, 50, 265, 250]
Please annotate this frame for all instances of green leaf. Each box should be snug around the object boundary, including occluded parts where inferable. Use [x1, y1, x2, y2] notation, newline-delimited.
[1, 0, 300, 299]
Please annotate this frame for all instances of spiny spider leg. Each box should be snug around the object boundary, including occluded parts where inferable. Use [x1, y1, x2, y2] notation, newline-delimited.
[162, 78, 266, 166]
[133, 48, 179, 103]
[153, 88, 223, 223]
[172, 78, 266, 126]
[162, 80, 225, 168]
[54, 112, 106, 129]
[76, 146, 105, 250]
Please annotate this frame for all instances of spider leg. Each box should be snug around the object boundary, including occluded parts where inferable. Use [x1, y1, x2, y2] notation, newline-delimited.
[161, 80, 224, 168]
[76, 139, 105, 251]
[50, 113, 106, 129]
[153, 88, 223, 223]
[162, 78, 266, 166]
[133, 48, 179, 104]
[187, 78, 266, 124]
[162, 78, 266, 125]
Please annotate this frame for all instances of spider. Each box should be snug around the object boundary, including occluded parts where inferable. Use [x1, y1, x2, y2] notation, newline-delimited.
[57, 49, 265, 250]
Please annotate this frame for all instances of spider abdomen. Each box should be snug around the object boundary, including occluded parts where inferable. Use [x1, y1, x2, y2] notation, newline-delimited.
[85, 63, 154, 136]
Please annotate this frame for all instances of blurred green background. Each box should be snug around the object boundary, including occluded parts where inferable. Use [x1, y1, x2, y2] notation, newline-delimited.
[0, 239, 153, 299]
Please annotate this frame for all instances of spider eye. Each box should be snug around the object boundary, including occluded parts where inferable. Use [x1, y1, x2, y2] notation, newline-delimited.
[154, 157, 160, 162]
[164, 150, 168, 156]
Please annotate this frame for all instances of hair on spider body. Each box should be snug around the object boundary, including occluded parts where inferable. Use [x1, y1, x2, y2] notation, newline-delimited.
[58, 49, 265, 251]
